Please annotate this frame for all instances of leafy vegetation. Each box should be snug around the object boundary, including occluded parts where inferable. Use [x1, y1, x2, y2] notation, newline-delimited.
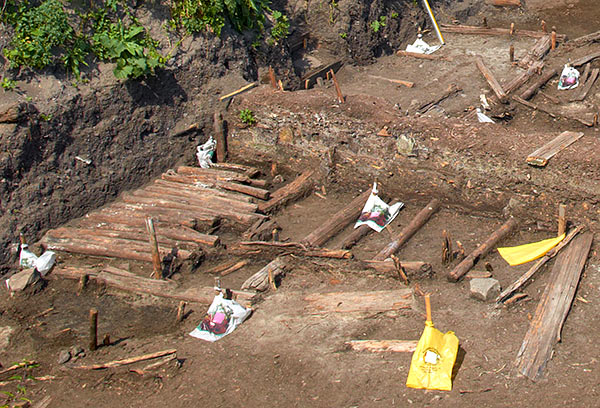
[269, 10, 289, 43]
[1, 77, 16, 91]
[239, 109, 256, 125]
[370, 16, 386, 33]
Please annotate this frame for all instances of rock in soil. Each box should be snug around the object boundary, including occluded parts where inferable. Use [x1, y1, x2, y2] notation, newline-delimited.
[470, 278, 501, 302]
[58, 350, 71, 365]
[7, 269, 41, 292]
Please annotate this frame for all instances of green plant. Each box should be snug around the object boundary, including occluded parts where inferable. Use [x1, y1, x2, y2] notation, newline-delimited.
[370, 16, 386, 33]
[329, 0, 338, 24]
[239, 109, 256, 125]
[39, 113, 52, 121]
[1, 77, 16, 90]
[339, 32, 347, 39]
[391, 11, 398, 18]
[270, 10, 289, 43]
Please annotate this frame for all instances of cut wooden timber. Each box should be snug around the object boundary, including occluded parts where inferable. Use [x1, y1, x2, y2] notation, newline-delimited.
[147, 217, 163, 279]
[237, 241, 352, 258]
[76, 349, 177, 370]
[515, 232, 593, 381]
[520, 68, 558, 100]
[345, 340, 418, 353]
[373, 199, 440, 261]
[570, 30, 600, 46]
[518, 36, 551, 69]
[368, 74, 414, 88]
[210, 162, 261, 178]
[396, 50, 452, 61]
[512, 95, 595, 127]
[489, 0, 521, 6]
[241, 257, 288, 291]
[214, 112, 227, 162]
[219, 82, 257, 101]
[497, 226, 584, 303]
[448, 217, 518, 281]
[579, 64, 591, 86]
[503, 61, 544, 95]
[242, 219, 280, 241]
[571, 50, 600, 67]
[440, 24, 566, 40]
[153, 179, 255, 202]
[418, 84, 461, 113]
[300, 60, 343, 89]
[526, 131, 584, 167]
[220, 260, 249, 276]
[176, 166, 267, 188]
[258, 170, 314, 213]
[162, 172, 270, 200]
[301, 190, 371, 248]
[305, 289, 414, 314]
[362, 260, 433, 279]
[476, 56, 508, 103]
[570, 68, 599, 102]
[340, 225, 373, 249]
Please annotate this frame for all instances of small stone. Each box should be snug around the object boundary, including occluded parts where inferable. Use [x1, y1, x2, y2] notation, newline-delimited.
[58, 350, 71, 364]
[278, 127, 294, 144]
[396, 134, 417, 156]
[470, 278, 501, 302]
[7, 269, 40, 292]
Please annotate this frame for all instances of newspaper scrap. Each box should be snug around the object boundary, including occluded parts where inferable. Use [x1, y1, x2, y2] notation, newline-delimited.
[558, 64, 579, 90]
[196, 137, 216, 168]
[354, 183, 404, 233]
[189, 293, 252, 342]
[406, 34, 441, 55]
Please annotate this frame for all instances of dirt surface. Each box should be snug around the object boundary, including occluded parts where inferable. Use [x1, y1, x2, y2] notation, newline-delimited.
[1, 0, 600, 406]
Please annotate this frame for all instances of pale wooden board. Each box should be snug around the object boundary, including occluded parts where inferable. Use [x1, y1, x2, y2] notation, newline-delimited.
[305, 289, 413, 314]
[526, 131, 584, 167]
[345, 339, 418, 353]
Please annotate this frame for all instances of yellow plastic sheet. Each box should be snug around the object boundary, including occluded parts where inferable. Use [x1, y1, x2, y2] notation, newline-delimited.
[497, 233, 565, 266]
[406, 296, 459, 391]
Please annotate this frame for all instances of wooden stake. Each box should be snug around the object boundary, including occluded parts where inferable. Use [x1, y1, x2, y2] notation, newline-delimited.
[509, 44, 515, 62]
[391, 255, 409, 284]
[176, 301, 186, 323]
[77, 274, 88, 295]
[551, 27, 557, 50]
[424, 294, 432, 322]
[272, 228, 280, 242]
[330, 69, 344, 104]
[442, 229, 452, 265]
[214, 112, 227, 163]
[103, 334, 110, 346]
[19, 233, 26, 245]
[541, 20, 547, 33]
[89, 308, 98, 351]
[268, 66, 277, 89]
[145, 218, 162, 280]
[510, 22, 515, 36]
[558, 204, 567, 236]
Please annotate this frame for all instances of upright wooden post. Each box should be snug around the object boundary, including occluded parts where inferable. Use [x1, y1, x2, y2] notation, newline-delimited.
[541, 20, 547, 33]
[329, 69, 344, 104]
[509, 45, 515, 63]
[145, 218, 162, 279]
[558, 204, 567, 236]
[214, 112, 227, 162]
[510, 22, 515, 35]
[551, 27, 557, 50]
[268, 66, 277, 89]
[89, 308, 98, 351]
[176, 301, 186, 323]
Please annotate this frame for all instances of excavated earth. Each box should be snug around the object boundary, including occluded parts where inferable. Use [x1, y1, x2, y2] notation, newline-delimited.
[0, 0, 599, 406]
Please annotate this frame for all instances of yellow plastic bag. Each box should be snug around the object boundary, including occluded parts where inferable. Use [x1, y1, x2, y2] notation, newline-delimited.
[497, 233, 565, 266]
[406, 295, 459, 391]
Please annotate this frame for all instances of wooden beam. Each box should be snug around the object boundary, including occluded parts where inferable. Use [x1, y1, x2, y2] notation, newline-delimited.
[214, 112, 227, 162]
[373, 199, 440, 261]
[161, 172, 270, 200]
[513, 95, 595, 127]
[345, 340, 418, 353]
[520, 68, 558, 100]
[570, 68, 599, 102]
[448, 217, 518, 281]
[517, 36, 551, 69]
[440, 24, 566, 40]
[153, 179, 255, 202]
[570, 30, 600, 46]
[241, 257, 288, 291]
[476, 56, 507, 103]
[300, 60, 343, 89]
[305, 289, 413, 314]
[571, 50, 600, 67]
[526, 131, 584, 167]
[515, 232, 593, 381]
[339, 225, 373, 249]
[258, 170, 314, 213]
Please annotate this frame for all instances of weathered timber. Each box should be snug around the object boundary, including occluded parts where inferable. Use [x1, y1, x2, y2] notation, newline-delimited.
[518, 36, 551, 69]
[570, 68, 599, 102]
[330, 69, 345, 103]
[340, 225, 373, 249]
[345, 340, 418, 353]
[520, 68, 558, 100]
[176, 166, 267, 188]
[368, 74, 414, 88]
[258, 170, 314, 213]
[418, 84, 462, 113]
[305, 289, 413, 314]
[89, 308, 98, 351]
[362, 260, 433, 279]
[214, 112, 227, 162]
[219, 82, 257, 101]
[145, 218, 162, 279]
[76, 349, 177, 370]
[489, 0, 520, 6]
[241, 257, 288, 291]
[496, 226, 584, 303]
[512, 95, 595, 126]
[396, 50, 452, 61]
[242, 219, 280, 241]
[373, 199, 440, 261]
[162, 172, 270, 200]
[302, 190, 371, 247]
[570, 30, 600, 45]
[476, 56, 508, 103]
[503, 61, 545, 95]
[300, 60, 343, 89]
[440, 24, 566, 40]
[579, 64, 591, 85]
[153, 179, 255, 203]
[571, 50, 600, 67]
[210, 162, 261, 178]
[558, 204, 567, 236]
[526, 131, 584, 167]
[448, 217, 518, 281]
[515, 232, 593, 381]
[0, 102, 27, 123]
[237, 241, 352, 258]
[219, 260, 249, 276]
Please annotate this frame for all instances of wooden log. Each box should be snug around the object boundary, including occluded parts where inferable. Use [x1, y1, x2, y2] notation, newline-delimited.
[219, 82, 257, 101]
[512, 95, 594, 126]
[368, 74, 414, 88]
[302, 190, 371, 247]
[496, 226, 584, 303]
[76, 349, 177, 370]
[570, 30, 600, 46]
[440, 24, 566, 40]
[219, 260, 249, 276]
[362, 260, 433, 279]
[517, 36, 551, 69]
[571, 50, 600, 67]
[242, 219, 280, 241]
[339, 224, 373, 249]
[237, 241, 352, 258]
[300, 60, 343, 89]
[162, 172, 270, 200]
[418, 84, 461, 113]
[214, 112, 227, 162]
[476, 56, 507, 103]
[305, 289, 413, 314]
[142, 185, 257, 212]
[526, 131, 584, 167]
[448, 217, 518, 281]
[570, 68, 599, 102]
[501, 61, 544, 97]
[345, 339, 418, 353]
[515, 232, 593, 381]
[89, 308, 98, 351]
[396, 50, 452, 61]
[210, 162, 261, 178]
[258, 170, 314, 213]
[520, 68, 558, 100]
[373, 199, 440, 261]
[241, 257, 288, 291]
[153, 179, 255, 203]
[489, 0, 521, 6]
[145, 218, 162, 279]
[176, 166, 267, 188]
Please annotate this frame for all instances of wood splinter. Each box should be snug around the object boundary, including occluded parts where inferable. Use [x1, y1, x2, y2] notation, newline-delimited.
[442, 229, 453, 265]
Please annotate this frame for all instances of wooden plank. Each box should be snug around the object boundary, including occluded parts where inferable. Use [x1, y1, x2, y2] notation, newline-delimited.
[489, 0, 521, 6]
[517, 36, 551, 69]
[131, 187, 258, 213]
[440, 24, 566, 40]
[345, 340, 418, 353]
[258, 170, 314, 213]
[570, 68, 599, 102]
[515, 232, 593, 381]
[476, 56, 507, 103]
[300, 60, 343, 89]
[526, 131, 584, 167]
[512, 95, 595, 127]
[448, 218, 518, 281]
[76, 349, 177, 370]
[571, 50, 600, 67]
[305, 289, 413, 314]
[497, 226, 584, 303]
